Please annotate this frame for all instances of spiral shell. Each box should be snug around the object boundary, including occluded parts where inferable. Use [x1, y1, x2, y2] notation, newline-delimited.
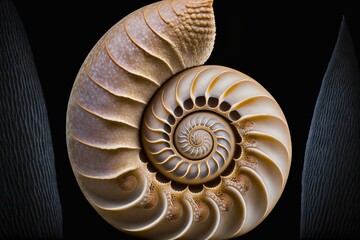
[66, 0, 292, 239]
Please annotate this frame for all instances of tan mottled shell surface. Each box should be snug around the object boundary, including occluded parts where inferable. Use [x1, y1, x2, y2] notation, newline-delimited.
[66, 0, 292, 239]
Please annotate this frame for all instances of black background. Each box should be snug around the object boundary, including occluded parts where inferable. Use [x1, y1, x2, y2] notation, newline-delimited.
[11, 1, 360, 239]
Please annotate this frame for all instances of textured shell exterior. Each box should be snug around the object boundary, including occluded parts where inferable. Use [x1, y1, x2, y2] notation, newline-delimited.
[66, 0, 292, 239]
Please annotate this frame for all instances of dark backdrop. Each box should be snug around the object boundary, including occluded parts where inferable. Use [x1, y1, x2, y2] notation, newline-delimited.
[11, 1, 360, 239]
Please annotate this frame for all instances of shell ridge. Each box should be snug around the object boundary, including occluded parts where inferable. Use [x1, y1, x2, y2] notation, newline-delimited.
[104, 37, 161, 87]
[83, 66, 148, 104]
[72, 97, 139, 129]
[143, 4, 186, 69]
[124, 12, 176, 75]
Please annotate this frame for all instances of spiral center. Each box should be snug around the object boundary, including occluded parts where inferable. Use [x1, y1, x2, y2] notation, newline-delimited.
[142, 107, 237, 185]
[175, 123, 213, 160]
[190, 129, 209, 147]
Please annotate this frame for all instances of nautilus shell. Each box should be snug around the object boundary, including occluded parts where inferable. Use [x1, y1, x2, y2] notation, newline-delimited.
[66, 0, 292, 239]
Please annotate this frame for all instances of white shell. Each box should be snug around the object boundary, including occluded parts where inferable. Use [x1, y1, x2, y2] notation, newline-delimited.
[66, 0, 292, 239]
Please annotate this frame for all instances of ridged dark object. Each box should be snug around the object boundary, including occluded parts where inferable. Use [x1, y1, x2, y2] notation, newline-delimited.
[301, 17, 360, 239]
[0, 0, 62, 238]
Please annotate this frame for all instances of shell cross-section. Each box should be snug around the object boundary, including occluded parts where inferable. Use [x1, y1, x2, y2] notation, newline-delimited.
[66, 0, 292, 239]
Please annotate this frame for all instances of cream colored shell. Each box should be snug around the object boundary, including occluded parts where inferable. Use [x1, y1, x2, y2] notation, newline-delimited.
[66, 0, 292, 239]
